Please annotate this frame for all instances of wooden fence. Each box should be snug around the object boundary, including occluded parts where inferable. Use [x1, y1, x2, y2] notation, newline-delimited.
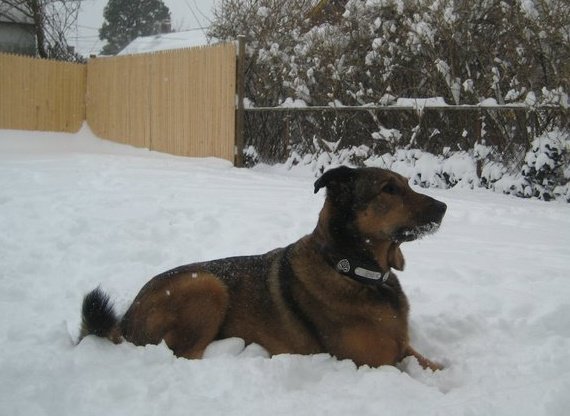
[1, 43, 237, 162]
[86, 43, 237, 161]
[0, 53, 86, 133]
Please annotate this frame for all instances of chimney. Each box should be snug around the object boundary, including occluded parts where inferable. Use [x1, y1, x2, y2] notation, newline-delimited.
[160, 19, 171, 34]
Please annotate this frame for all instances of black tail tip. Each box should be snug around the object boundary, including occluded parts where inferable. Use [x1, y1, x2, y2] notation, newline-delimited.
[80, 286, 118, 340]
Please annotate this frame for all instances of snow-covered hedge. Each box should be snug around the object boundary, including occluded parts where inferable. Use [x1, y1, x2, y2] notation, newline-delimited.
[215, 0, 569, 202]
[215, 0, 568, 173]
[253, 129, 570, 202]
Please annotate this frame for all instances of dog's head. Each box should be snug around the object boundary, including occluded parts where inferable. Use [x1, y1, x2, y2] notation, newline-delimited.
[314, 166, 446, 270]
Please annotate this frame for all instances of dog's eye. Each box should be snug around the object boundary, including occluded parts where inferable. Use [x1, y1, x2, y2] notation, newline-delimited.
[382, 183, 400, 195]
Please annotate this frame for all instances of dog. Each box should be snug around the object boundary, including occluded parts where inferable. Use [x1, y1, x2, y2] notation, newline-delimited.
[79, 166, 447, 370]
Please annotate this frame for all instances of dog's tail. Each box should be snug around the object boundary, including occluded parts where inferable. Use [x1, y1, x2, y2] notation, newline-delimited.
[79, 287, 122, 344]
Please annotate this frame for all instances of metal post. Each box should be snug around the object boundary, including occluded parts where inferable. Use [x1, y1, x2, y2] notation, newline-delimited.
[234, 35, 246, 167]
[475, 109, 483, 179]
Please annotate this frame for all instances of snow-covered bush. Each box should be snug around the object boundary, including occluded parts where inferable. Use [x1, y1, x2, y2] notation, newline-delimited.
[243, 145, 260, 167]
[519, 129, 570, 201]
[211, 0, 569, 110]
[247, 128, 570, 202]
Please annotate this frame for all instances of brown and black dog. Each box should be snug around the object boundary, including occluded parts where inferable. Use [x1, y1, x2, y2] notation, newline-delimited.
[80, 166, 446, 370]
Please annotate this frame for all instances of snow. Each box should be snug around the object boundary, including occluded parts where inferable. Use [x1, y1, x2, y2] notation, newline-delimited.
[372, 127, 402, 145]
[279, 97, 308, 108]
[395, 97, 448, 111]
[118, 30, 214, 55]
[1, 126, 570, 415]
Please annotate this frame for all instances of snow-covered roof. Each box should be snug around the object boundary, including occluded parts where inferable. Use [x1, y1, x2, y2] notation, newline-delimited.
[0, 4, 34, 25]
[118, 30, 215, 55]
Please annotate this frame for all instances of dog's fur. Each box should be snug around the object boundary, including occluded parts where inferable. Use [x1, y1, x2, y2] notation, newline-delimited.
[80, 167, 446, 370]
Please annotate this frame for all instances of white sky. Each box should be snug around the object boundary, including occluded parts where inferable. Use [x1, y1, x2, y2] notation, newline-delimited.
[73, 0, 217, 56]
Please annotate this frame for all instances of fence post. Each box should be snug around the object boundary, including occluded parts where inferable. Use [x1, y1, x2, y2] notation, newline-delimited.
[234, 35, 246, 167]
[475, 110, 485, 181]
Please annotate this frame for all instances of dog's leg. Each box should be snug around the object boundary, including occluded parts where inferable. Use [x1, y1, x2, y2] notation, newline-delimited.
[162, 276, 230, 359]
[404, 346, 443, 371]
[122, 272, 230, 359]
[163, 302, 227, 360]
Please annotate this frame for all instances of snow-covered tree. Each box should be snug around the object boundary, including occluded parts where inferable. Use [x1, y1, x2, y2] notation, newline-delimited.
[99, 0, 170, 55]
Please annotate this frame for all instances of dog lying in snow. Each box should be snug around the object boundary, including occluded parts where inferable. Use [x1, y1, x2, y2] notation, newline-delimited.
[80, 166, 446, 370]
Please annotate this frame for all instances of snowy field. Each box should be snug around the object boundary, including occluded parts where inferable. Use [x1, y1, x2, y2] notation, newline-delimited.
[0, 126, 569, 416]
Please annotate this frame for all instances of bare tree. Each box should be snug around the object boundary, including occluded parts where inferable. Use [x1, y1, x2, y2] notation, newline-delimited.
[0, 0, 83, 61]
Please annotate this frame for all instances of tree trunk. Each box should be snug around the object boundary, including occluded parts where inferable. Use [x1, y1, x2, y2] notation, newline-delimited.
[29, 0, 47, 58]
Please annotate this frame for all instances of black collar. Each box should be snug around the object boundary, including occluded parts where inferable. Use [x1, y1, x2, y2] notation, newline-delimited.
[319, 246, 391, 286]
[334, 257, 391, 285]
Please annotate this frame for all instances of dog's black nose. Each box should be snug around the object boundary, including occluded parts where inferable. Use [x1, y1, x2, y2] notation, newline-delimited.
[436, 200, 447, 215]
[417, 197, 447, 227]
[432, 200, 447, 222]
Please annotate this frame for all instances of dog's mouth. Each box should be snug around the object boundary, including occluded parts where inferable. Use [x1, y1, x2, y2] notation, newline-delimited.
[393, 222, 441, 242]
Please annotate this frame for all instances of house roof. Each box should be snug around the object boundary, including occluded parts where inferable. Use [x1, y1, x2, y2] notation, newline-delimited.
[118, 30, 214, 55]
[0, 3, 35, 25]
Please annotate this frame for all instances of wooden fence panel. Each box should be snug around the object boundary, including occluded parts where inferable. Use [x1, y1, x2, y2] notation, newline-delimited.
[0, 53, 85, 133]
[86, 54, 151, 149]
[86, 43, 236, 162]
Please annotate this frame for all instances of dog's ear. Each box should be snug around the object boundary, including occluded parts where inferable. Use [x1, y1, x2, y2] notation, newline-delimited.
[314, 166, 358, 194]
[388, 244, 405, 271]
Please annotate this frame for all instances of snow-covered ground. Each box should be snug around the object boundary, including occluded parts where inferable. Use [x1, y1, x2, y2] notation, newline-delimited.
[0, 126, 569, 416]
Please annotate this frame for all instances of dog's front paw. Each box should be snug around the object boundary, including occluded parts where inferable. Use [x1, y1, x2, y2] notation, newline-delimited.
[404, 346, 444, 372]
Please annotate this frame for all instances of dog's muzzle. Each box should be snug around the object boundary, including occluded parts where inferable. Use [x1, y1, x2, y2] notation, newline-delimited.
[394, 199, 447, 242]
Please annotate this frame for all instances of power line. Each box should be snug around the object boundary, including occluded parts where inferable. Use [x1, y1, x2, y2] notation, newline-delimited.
[183, 0, 208, 39]
[191, 0, 212, 24]
[77, 24, 100, 30]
